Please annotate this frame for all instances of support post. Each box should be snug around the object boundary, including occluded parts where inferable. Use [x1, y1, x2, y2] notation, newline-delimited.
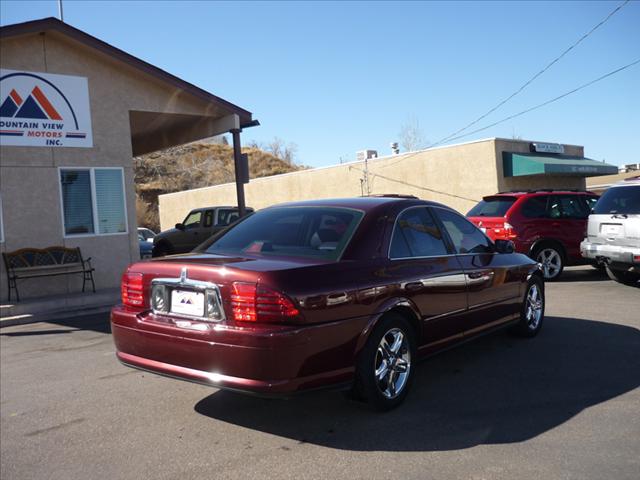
[231, 129, 246, 217]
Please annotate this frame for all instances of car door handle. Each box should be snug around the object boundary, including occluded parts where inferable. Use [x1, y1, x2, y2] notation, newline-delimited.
[467, 271, 494, 281]
[326, 292, 349, 305]
[404, 282, 423, 292]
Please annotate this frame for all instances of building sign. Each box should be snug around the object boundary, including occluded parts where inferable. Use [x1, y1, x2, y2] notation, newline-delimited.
[530, 142, 564, 154]
[0, 69, 93, 148]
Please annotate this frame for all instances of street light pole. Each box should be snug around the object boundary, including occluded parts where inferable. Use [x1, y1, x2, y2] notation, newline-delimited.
[58, 0, 64, 21]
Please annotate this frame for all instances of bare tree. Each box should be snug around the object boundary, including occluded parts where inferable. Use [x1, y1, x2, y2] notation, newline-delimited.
[246, 139, 263, 149]
[266, 137, 297, 164]
[399, 115, 426, 152]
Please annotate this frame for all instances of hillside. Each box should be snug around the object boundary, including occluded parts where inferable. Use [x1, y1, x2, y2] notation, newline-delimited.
[134, 142, 304, 231]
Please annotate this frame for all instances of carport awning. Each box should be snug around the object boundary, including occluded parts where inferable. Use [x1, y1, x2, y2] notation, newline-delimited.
[503, 152, 618, 177]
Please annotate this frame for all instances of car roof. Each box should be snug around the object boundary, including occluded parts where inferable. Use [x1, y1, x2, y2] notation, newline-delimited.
[190, 206, 254, 211]
[489, 190, 597, 197]
[612, 175, 640, 187]
[268, 196, 450, 212]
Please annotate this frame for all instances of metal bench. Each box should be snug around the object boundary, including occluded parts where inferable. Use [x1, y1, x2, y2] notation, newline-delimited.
[2, 246, 96, 302]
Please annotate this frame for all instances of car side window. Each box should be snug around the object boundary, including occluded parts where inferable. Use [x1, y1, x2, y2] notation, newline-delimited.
[390, 207, 448, 258]
[521, 196, 549, 218]
[582, 196, 598, 214]
[183, 211, 202, 229]
[203, 210, 214, 227]
[216, 209, 239, 226]
[552, 195, 589, 219]
[435, 208, 492, 254]
[547, 196, 563, 219]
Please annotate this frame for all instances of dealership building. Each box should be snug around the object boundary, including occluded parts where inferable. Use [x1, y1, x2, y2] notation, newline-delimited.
[0, 18, 621, 304]
[159, 138, 618, 230]
[0, 18, 255, 301]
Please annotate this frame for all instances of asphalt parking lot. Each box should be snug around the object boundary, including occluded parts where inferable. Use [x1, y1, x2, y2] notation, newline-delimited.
[1, 266, 639, 480]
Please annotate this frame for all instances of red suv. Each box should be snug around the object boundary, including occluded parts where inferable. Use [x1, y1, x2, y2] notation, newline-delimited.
[467, 190, 598, 280]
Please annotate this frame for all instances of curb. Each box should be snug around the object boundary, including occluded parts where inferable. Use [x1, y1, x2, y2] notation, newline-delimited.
[0, 304, 114, 328]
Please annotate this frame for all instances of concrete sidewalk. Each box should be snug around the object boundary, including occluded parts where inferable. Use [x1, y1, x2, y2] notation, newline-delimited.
[0, 288, 119, 327]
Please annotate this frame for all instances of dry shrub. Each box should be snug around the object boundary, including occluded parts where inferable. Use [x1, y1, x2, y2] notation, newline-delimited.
[133, 142, 306, 232]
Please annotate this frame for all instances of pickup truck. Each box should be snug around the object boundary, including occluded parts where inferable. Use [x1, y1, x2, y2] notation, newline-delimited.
[152, 206, 253, 257]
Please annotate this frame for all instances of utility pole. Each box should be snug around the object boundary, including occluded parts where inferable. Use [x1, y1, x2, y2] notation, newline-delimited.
[58, 0, 64, 21]
[363, 157, 371, 195]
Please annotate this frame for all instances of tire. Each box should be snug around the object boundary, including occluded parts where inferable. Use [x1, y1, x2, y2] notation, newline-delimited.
[605, 265, 640, 286]
[533, 244, 564, 281]
[354, 313, 417, 411]
[511, 276, 545, 337]
[152, 242, 172, 258]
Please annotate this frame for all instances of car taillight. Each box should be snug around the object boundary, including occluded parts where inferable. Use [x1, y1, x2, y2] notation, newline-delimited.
[121, 272, 144, 307]
[494, 222, 517, 240]
[230, 282, 300, 323]
[503, 222, 517, 239]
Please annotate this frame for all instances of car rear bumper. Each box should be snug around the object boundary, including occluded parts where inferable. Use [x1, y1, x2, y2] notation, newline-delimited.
[580, 240, 640, 266]
[111, 306, 368, 396]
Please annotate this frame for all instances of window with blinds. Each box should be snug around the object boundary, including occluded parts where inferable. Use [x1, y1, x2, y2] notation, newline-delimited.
[60, 170, 94, 235]
[59, 168, 127, 236]
[95, 169, 126, 234]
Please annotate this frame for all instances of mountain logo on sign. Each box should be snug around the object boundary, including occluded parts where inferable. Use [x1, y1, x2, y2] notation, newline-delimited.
[0, 86, 63, 120]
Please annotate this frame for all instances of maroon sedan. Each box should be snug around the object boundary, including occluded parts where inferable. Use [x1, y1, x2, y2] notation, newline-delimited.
[112, 196, 544, 410]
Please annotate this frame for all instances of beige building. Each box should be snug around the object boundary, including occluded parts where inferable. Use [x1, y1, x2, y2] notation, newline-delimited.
[0, 18, 255, 301]
[159, 138, 617, 230]
[586, 170, 639, 194]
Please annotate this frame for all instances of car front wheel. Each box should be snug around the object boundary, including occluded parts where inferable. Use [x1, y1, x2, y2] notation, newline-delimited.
[511, 276, 545, 337]
[355, 314, 416, 411]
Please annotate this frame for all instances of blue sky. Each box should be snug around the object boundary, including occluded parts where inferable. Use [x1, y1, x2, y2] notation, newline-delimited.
[1, 0, 639, 167]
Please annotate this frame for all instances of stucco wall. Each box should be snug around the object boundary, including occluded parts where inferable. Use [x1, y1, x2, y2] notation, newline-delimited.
[159, 139, 503, 229]
[0, 31, 231, 301]
[158, 138, 589, 230]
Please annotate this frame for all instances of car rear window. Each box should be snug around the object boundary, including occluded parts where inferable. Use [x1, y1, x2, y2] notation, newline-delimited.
[467, 196, 517, 217]
[593, 186, 640, 215]
[204, 207, 364, 261]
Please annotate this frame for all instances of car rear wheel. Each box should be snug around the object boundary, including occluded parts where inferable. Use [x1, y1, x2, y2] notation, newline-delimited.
[355, 314, 416, 411]
[533, 246, 564, 280]
[605, 265, 640, 286]
[511, 276, 545, 337]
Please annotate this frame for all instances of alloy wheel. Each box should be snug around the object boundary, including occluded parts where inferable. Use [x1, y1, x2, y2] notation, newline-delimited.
[536, 248, 562, 279]
[525, 283, 544, 330]
[374, 328, 411, 399]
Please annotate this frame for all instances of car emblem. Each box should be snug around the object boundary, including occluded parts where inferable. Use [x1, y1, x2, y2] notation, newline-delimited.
[180, 267, 188, 283]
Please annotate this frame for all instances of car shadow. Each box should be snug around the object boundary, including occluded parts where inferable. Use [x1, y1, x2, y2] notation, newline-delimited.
[194, 316, 640, 452]
[0, 313, 111, 336]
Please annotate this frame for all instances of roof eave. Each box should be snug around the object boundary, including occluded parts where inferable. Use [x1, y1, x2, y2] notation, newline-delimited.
[0, 17, 253, 125]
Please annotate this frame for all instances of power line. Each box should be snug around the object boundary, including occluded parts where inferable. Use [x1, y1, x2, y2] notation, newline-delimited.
[350, 166, 480, 203]
[430, 0, 631, 148]
[438, 59, 640, 145]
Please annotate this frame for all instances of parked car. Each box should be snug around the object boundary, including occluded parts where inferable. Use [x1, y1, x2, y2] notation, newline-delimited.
[580, 176, 640, 285]
[112, 196, 544, 411]
[137, 227, 156, 243]
[138, 233, 153, 259]
[467, 190, 598, 280]
[152, 206, 254, 257]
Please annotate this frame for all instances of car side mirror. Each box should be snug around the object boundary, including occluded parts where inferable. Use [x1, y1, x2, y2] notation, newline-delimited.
[175, 223, 185, 230]
[494, 239, 515, 254]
